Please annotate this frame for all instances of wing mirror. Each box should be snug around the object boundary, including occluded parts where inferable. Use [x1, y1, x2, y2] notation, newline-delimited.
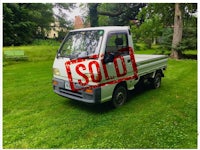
[103, 53, 114, 64]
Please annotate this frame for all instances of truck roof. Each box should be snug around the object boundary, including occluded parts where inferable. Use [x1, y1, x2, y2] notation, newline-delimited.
[70, 26, 130, 32]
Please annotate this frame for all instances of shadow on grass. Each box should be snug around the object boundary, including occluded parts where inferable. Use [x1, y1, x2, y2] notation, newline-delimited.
[126, 82, 154, 104]
[62, 82, 154, 114]
[182, 54, 197, 60]
[65, 100, 113, 114]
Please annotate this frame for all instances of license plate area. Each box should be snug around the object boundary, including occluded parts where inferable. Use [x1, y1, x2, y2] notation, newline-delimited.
[65, 81, 71, 90]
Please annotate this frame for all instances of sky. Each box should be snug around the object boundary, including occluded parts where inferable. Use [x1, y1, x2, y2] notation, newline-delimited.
[53, 3, 88, 23]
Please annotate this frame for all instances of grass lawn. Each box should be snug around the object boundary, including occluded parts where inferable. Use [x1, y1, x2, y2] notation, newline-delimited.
[3, 46, 197, 148]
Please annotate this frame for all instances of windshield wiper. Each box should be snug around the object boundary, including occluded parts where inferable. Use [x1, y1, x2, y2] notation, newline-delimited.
[77, 54, 99, 60]
[57, 53, 70, 58]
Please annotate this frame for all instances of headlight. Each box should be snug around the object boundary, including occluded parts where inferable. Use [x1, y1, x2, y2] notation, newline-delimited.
[53, 68, 60, 76]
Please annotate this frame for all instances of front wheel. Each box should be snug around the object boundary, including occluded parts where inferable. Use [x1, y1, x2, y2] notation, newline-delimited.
[112, 85, 127, 108]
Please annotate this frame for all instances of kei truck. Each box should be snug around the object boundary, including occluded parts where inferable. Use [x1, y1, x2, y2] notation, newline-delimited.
[52, 26, 168, 108]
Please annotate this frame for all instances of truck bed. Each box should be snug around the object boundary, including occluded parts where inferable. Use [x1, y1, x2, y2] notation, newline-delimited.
[135, 54, 168, 76]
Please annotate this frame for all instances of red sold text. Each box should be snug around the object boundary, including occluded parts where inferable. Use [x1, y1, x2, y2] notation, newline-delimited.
[65, 47, 138, 91]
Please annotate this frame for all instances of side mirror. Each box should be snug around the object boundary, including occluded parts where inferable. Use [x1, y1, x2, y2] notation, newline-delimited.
[104, 53, 114, 64]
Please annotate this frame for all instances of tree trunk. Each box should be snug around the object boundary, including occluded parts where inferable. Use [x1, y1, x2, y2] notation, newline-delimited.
[89, 4, 99, 27]
[170, 3, 183, 59]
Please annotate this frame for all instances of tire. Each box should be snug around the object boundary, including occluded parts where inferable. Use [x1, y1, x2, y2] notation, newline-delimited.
[112, 85, 127, 108]
[151, 72, 162, 89]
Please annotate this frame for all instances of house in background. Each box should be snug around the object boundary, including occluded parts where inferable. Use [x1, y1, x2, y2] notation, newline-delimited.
[46, 21, 67, 39]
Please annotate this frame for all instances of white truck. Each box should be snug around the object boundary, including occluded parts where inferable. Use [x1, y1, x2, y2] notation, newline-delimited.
[52, 26, 168, 107]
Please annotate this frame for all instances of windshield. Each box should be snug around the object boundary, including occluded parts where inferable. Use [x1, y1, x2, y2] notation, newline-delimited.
[58, 30, 104, 59]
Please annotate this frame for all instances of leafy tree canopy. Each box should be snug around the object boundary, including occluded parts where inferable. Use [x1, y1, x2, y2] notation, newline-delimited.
[135, 3, 197, 54]
[88, 3, 146, 26]
[3, 3, 54, 46]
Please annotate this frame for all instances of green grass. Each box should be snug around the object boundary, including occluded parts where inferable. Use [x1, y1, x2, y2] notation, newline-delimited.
[3, 44, 59, 62]
[31, 39, 61, 46]
[3, 45, 197, 148]
[183, 50, 198, 55]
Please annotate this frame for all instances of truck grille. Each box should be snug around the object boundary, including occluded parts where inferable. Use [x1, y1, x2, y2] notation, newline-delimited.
[59, 88, 83, 98]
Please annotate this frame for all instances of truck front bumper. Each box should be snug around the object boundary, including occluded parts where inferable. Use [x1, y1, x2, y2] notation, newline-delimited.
[52, 78, 101, 104]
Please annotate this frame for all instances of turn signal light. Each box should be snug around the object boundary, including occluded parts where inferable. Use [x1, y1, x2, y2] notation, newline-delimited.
[85, 88, 93, 94]
[53, 80, 58, 86]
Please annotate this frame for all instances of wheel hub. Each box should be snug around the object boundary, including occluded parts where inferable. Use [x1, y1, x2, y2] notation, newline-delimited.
[116, 92, 125, 105]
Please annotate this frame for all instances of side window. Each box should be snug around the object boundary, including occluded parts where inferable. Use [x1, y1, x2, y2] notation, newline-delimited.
[105, 33, 129, 56]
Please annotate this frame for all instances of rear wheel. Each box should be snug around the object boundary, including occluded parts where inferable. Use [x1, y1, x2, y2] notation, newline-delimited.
[151, 72, 162, 89]
[112, 85, 127, 108]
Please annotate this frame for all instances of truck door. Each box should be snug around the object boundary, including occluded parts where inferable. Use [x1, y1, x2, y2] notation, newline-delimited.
[103, 32, 133, 82]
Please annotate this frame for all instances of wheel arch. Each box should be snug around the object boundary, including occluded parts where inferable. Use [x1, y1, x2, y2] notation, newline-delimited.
[114, 81, 127, 91]
[152, 69, 164, 78]
[112, 81, 127, 99]
[111, 81, 128, 108]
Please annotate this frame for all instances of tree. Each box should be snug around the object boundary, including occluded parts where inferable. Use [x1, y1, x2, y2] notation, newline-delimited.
[171, 3, 183, 59]
[133, 14, 163, 48]
[176, 4, 197, 51]
[138, 3, 197, 59]
[88, 3, 99, 27]
[3, 3, 54, 46]
[88, 3, 146, 27]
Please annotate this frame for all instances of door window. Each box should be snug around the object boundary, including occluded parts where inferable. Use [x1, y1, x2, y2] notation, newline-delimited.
[105, 33, 129, 56]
